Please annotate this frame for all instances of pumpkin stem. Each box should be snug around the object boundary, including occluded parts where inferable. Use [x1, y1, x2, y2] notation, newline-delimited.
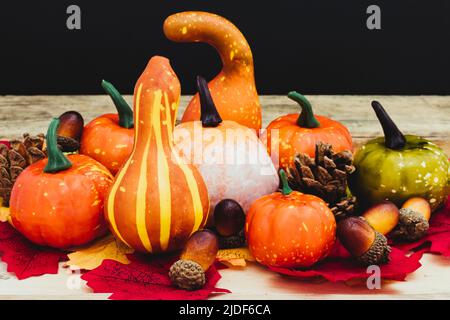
[197, 75, 222, 127]
[102, 80, 134, 129]
[44, 118, 72, 173]
[288, 91, 320, 128]
[371, 101, 406, 150]
[279, 169, 293, 195]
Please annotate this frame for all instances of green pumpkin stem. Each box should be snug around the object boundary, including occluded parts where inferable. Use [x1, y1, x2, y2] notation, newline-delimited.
[279, 169, 293, 195]
[44, 118, 72, 173]
[288, 91, 320, 128]
[197, 75, 222, 127]
[102, 80, 134, 129]
[371, 101, 406, 149]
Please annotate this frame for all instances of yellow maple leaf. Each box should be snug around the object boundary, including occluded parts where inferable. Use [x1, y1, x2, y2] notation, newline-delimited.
[216, 247, 255, 268]
[66, 234, 134, 270]
[0, 206, 10, 223]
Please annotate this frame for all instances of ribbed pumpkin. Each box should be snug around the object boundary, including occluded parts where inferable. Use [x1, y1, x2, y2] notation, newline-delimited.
[105, 56, 210, 253]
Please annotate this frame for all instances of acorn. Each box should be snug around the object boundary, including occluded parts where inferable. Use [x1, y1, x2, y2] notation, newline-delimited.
[56, 111, 84, 152]
[214, 199, 246, 237]
[391, 197, 430, 241]
[169, 230, 219, 290]
[337, 216, 391, 266]
[213, 199, 246, 248]
[217, 228, 246, 249]
[362, 201, 399, 235]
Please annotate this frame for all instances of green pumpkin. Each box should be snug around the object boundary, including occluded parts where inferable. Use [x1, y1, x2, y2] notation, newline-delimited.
[349, 101, 449, 211]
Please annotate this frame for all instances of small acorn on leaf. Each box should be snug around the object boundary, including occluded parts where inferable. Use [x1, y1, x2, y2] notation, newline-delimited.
[391, 197, 431, 241]
[214, 199, 246, 249]
[337, 216, 391, 266]
[56, 111, 84, 152]
[169, 230, 219, 290]
[362, 201, 399, 235]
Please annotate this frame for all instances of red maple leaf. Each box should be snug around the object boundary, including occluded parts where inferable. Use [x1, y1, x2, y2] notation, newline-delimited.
[82, 253, 230, 300]
[269, 247, 424, 282]
[0, 222, 67, 280]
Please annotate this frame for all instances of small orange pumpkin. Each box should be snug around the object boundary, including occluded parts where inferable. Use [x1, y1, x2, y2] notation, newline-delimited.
[80, 80, 134, 174]
[246, 170, 336, 268]
[105, 56, 210, 254]
[262, 92, 352, 170]
[10, 118, 114, 249]
[164, 11, 262, 131]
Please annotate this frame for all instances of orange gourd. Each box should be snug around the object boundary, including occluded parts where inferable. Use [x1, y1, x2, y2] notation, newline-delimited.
[80, 80, 134, 174]
[262, 92, 352, 170]
[105, 56, 210, 253]
[164, 11, 262, 131]
[246, 170, 336, 268]
[10, 118, 113, 249]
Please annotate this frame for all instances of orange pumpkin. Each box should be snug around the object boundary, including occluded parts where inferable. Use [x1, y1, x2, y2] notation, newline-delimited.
[262, 92, 352, 170]
[246, 170, 336, 268]
[10, 118, 114, 249]
[80, 80, 134, 174]
[105, 56, 210, 254]
[163, 11, 262, 131]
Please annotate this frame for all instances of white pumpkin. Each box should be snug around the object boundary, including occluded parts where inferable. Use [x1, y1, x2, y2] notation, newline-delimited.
[173, 77, 279, 224]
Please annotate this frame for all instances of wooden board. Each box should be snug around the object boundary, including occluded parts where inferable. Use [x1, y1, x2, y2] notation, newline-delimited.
[1, 95, 449, 153]
[0, 95, 449, 300]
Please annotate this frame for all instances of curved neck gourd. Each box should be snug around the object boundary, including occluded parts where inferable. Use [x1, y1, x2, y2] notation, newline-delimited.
[163, 11, 254, 74]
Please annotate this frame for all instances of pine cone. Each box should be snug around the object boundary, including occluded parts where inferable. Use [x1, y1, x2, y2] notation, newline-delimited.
[0, 133, 46, 206]
[287, 142, 355, 206]
[330, 196, 358, 221]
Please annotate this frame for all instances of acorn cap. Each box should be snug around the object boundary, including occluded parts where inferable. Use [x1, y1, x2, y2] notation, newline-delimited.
[169, 259, 205, 291]
[391, 208, 429, 241]
[217, 228, 246, 249]
[337, 216, 391, 266]
[357, 230, 391, 266]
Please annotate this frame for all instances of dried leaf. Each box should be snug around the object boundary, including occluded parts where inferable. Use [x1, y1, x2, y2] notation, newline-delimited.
[0, 206, 10, 222]
[66, 234, 134, 270]
[216, 247, 255, 267]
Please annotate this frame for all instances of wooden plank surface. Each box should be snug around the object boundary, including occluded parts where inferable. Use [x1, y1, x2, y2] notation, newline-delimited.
[1, 95, 449, 153]
[0, 95, 449, 300]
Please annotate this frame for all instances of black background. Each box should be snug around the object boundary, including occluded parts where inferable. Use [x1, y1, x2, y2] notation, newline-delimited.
[1, 0, 449, 95]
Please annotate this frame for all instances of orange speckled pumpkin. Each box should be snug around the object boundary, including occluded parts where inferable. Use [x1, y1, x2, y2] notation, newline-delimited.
[105, 56, 210, 254]
[262, 92, 352, 170]
[246, 170, 336, 268]
[163, 11, 262, 131]
[10, 118, 114, 249]
[80, 80, 134, 174]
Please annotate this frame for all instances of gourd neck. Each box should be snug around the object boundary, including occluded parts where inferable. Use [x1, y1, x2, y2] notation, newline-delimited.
[197, 75, 222, 127]
[102, 80, 134, 129]
[44, 118, 72, 173]
[371, 101, 406, 150]
[279, 169, 293, 196]
[288, 91, 320, 128]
